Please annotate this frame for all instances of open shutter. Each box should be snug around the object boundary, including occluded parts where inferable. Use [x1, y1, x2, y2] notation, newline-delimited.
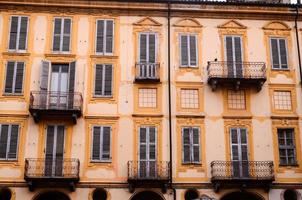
[94, 64, 103, 96]
[104, 65, 113, 96]
[279, 39, 288, 69]
[8, 125, 19, 159]
[14, 62, 25, 94]
[189, 35, 197, 66]
[68, 61, 76, 109]
[4, 62, 15, 94]
[9, 16, 18, 50]
[182, 128, 191, 163]
[180, 35, 188, 66]
[105, 20, 114, 54]
[40, 60, 50, 91]
[270, 38, 280, 69]
[18, 17, 28, 50]
[0, 125, 9, 159]
[53, 18, 62, 51]
[102, 127, 111, 160]
[192, 128, 200, 163]
[139, 34, 147, 63]
[62, 18, 71, 52]
[96, 20, 104, 53]
[92, 127, 101, 161]
[149, 34, 156, 63]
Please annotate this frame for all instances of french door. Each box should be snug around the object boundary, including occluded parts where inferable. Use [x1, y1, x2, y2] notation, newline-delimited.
[139, 33, 157, 79]
[230, 128, 249, 178]
[139, 126, 157, 179]
[225, 35, 243, 78]
[44, 125, 65, 177]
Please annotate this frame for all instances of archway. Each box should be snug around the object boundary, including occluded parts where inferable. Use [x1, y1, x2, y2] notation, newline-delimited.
[221, 191, 264, 200]
[34, 191, 70, 200]
[0, 188, 12, 200]
[131, 191, 164, 200]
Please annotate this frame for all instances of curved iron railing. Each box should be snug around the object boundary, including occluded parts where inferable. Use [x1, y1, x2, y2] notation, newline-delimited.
[25, 158, 80, 179]
[211, 160, 274, 181]
[30, 91, 83, 111]
[135, 62, 160, 80]
[128, 161, 170, 180]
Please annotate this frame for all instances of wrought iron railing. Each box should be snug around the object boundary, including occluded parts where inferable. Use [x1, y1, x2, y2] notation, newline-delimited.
[128, 161, 170, 180]
[135, 62, 160, 81]
[30, 91, 83, 111]
[211, 161, 274, 181]
[25, 158, 80, 179]
[207, 61, 266, 79]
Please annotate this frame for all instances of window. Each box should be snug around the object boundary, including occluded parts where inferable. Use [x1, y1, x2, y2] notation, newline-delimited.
[225, 35, 243, 78]
[4, 61, 25, 94]
[94, 64, 113, 97]
[278, 128, 296, 166]
[283, 189, 298, 200]
[184, 189, 199, 200]
[138, 88, 157, 108]
[273, 91, 292, 110]
[180, 89, 199, 109]
[0, 124, 19, 160]
[227, 90, 245, 109]
[95, 19, 114, 55]
[270, 38, 288, 69]
[139, 33, 156, 64]
[93, 188, 107, 200]
[182, 127, 200, 164]
[91, 126, 111, 162]
[8, 16, 28, 51]
[52, 18, 71, 52]
[180, 34, 197, 67]
[0, 188, 12, 200]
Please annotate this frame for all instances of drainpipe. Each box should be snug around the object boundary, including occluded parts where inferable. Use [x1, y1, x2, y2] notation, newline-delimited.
[294, 5, 302, 85]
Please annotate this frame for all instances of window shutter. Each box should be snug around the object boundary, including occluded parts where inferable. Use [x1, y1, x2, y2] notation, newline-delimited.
[68, 61, 76, 109]
[192, 128, 200, 163]
[182, 128, 191, 163]
[0, 125, 9, 159]
[139, 127, 147, 160]
[14, 62, 25, 94]
[4, 62, 15, 94]
[53, 18, 62, 51]
[189, 35, 197, 66]
[234, 37, 242, 63]
[149, 34, 156, 63]
[96, 20, 104, 53]
[104, 65, 113, 96]
[148, 127, 156, 160]
[94, 64, 103, 95]
[92, 127, 101, 161]
[139, 34, 147, 63]
[105, 20, 113, 54]
[270, 38, 280, 69]
[55, 126, 65, 159]
[18, 17, 28, 50]
[279, 39, 288, 69]
[8, 125, 19, 159]
[62, 18, 71, 52]
[45, 126, 55, 160]
[225, 36, 234, 63]
[9, 16, 18, 50]
[180, 35, 188, 66]
[102, 127, 111, 160]
[40, 60, 50, 91]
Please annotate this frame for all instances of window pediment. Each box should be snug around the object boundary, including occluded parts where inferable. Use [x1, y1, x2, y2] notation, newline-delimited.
[133, 17, 162, 27]
[218, 20, 247, 29]
[263, 21, 291, 31]
[173, 18, 202, 28]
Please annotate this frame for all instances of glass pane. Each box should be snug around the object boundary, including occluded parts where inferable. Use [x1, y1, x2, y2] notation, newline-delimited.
[232, 145, 239, 160]
[240, 129, 247, 144]
[231, 129, 238, 144]
[140, 128, 146, 143]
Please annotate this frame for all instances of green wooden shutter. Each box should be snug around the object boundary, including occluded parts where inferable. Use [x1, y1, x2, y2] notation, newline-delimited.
[270, 38, 280, 69]
[92, 127, 101, 161]
[234, 36, 243, 77]
[192, 128, 200, 163]
[14, 62, 25, 94]
[104, 65, 113, 96]
[182, 128, 191, 163]
[279, 39, 288, 69]
[9, 16, 18, 50]
[68, 61, 76, 109]
[53, 18, 62, 51]
[139, 34, 147, 63]
[0, 125, 9, 159]
[180, 35, 188, 66]
[94, 64, 103, 95]
[139, 127, 147, 160]
[102, 127, 111, 160]
[149, 34, 156, 63]
[96, 20, 104, 53]
[8, 125, 19, 159]
[105, 20, 114, 54]
[189, 35, 197, 66]
[18, 17, 28, 50]
[4, 62, 15, 94]
[62, 18, 71, 52]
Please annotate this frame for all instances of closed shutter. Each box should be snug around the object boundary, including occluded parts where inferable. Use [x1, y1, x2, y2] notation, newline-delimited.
[104, 65, 113, 96]
[102, 127, 111, 160]
[9, 16, 18, 50]
[139, 34, 147, 63]
[234, 37, 243, 77]
[105, 20, 114, 54]
[96, 20, 104, 53]
[270, 38, 280, 69]
[148, 127, 156, 161]
[94, 64, 103, 95]
[180, 35, 188, 66]
[45, 126, 55, 160]
[68, 61, 76, 108]
[0, 125, 9, 159]
[189, 35, 197, 66]
[40, 60, 50, 91]
[4, 62, 15, 93]
[192, 128, 200, 163]
[92, 127, 101, 161]
[279, 39, 288, 69]
[14, 62, 25, 94]
[225, 36, 234, 63]
[139, 127, 147, 160]
[149, 34, 156, 63]
[55, 126, 65, 159]
[18, 17, 28, 50]
[8, 125, 19, 159]
[62, 18, 71, 52]
[53, 18, 62, 51]
[182, 128, 191, 163]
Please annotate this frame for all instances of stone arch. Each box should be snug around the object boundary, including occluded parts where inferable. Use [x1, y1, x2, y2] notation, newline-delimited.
[130, 190, 165, 200]
[263, 21, 291, 30]
[33, 191, 70, 200]
[221, 191, 264, 200]
[184, 189, 199, 200]
[0, 187, 13, 200]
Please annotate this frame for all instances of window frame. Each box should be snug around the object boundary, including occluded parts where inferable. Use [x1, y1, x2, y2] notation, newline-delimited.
[277, 128, 297, 166]
[93, 64, 113, 98]
[273, 90, 292, 111]
[95, 19, 114, 55]
[138, 32, 158, 64]
[8, 15, 29, 52]
[138, 88, 157, 108]
[52, 17, 72, 53]
[269, 37, 289, 70]
[179, 33, 198, 68]
[3, 61, 25, 95]
[181, 126, 201, 165]
[180, 88, 199, 109]
[0, 124, 20, 161]
[91, 125, 112, 163]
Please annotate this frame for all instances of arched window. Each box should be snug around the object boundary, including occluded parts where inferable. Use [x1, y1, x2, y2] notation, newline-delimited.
[0, 188, 12, 200]
[284, 190, 298, 200]
[185, 189, 199, 200]
[93, 188, 107, 200]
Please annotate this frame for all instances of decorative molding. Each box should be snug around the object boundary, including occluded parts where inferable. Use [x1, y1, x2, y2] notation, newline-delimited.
[173, 18, 202, 28]
[263, 21, 291, 31]
[133, 17, 162, 27]
[218, 19, 247, 29]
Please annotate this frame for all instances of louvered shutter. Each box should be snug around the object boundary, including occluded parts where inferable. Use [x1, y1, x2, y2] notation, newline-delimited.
[55, 126, 65, 159]
[149, 34, 156, 63]
[140, 34, 147, 63]
[182, 128, 191, 163]
[234, 37, 243, 77]
[14, 62, 25, 94]
[180, 35, 188, 66]
[62, 18, 71, 52]
[92, 127, 101, 161]
[4, 62, 15, 94]
[102, 127, 111, 160]
[148, 127, 156, 160]
[18, 17, 28, 50]
[105, 20, 113, 54]
[270, 38, 280, 69]
[68, 61, 76, 108]
[96, 20, 104, 53]
[45, 126, 55, 160]
[279, 39, 288, 69]
[139, 127, 147, 160]
[225, 36, 234, 77]
[8, 125, 19, 159]
[94, 64, 103, 95]
[9, 16, 18, 50]
[0, 125, 9, 159]
[53, 18, 62, 51]
[189, 35, 197, 66]
[104, 65, 112, 96]
[192, 128, 200, 163]
[40, 60, 50, 107]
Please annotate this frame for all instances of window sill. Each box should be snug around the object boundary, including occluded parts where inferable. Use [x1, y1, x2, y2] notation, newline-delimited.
[2, 52, 30, 57]
[279, 164, 299, 167]
[182, 163, 202, 166]
[179, 66, 199, 69]
[271, 68, 290, 71]
[2, 93, 24, 96]
[90, 54, 118, 59]
[45, 53, 76, 58]
[90, 160, 112, 164]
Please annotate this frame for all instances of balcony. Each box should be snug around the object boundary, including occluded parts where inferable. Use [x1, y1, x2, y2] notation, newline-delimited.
[134, 63, 160, 83]
[24, 158, 80, 191]
[127, 161, 170, 193]
[211, 161, 274, 192]
[29, 91, 82, 124]
[207, 61, 266, 91]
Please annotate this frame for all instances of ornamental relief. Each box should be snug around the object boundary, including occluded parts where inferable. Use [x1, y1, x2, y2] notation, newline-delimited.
[272, 119, 298, 127]
[176, 118, 204, 125]
[224, 119, 252, 127]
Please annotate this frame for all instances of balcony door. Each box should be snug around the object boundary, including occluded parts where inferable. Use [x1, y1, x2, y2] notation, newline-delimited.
[139, 126, 157, 179]
[225, 35, 243, 78]
[44, 125, 65, 177]
[230, 128, 249, 178]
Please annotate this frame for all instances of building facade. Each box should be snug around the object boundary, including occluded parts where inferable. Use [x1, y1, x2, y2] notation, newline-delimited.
[0, 0, 302, 199]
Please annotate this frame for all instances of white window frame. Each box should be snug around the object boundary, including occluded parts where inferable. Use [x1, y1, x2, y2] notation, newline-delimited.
[52, 17, 72, 53]
[95, 19, 114, 55]
[278, 128, 297, 166]
[91, 125, 112, 163]
[138, 32, 158, 63]
[93, 64, 113, 97]
[269, 37, 289, 70]
[0, 124, 20, 161]
[8, 15, 29, 52]
[182, 127, 201, 164]
[179, 33, 198, 68]
[3, 61, 25, 95]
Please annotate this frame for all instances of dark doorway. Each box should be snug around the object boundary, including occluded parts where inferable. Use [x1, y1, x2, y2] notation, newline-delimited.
[131, 191, 164, 200]
[34, 191, 70, 200]
[221, 192, 263, 200]
[185, 189, 199, 200]
[0, 188, 12, 200]
[93, 188, 107, 200]
[284, 189, 298, 200]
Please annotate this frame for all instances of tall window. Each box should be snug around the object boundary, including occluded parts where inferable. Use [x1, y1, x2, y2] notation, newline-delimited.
[180, 89, 199, 109]
[278, 128, 296, 166]
[52, 18, 72, 52]
[180, 34, 197, 67]
[138, 88, 157, 108]
[4, 61, 25, 94]
[8, 16, 28, 51]
[273, 91, 292, 110]
[225, 35, 243, 78]
[95, 19, 114, 55]
[139, 33, 156, 64]
[227, 90, 246, 110]
[182, 127, 200, 164]
[0, 124, 20, 160]
[91, 126, 111, 162]
[94, 64, 113, 97]
[270, 38, 288, 69]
